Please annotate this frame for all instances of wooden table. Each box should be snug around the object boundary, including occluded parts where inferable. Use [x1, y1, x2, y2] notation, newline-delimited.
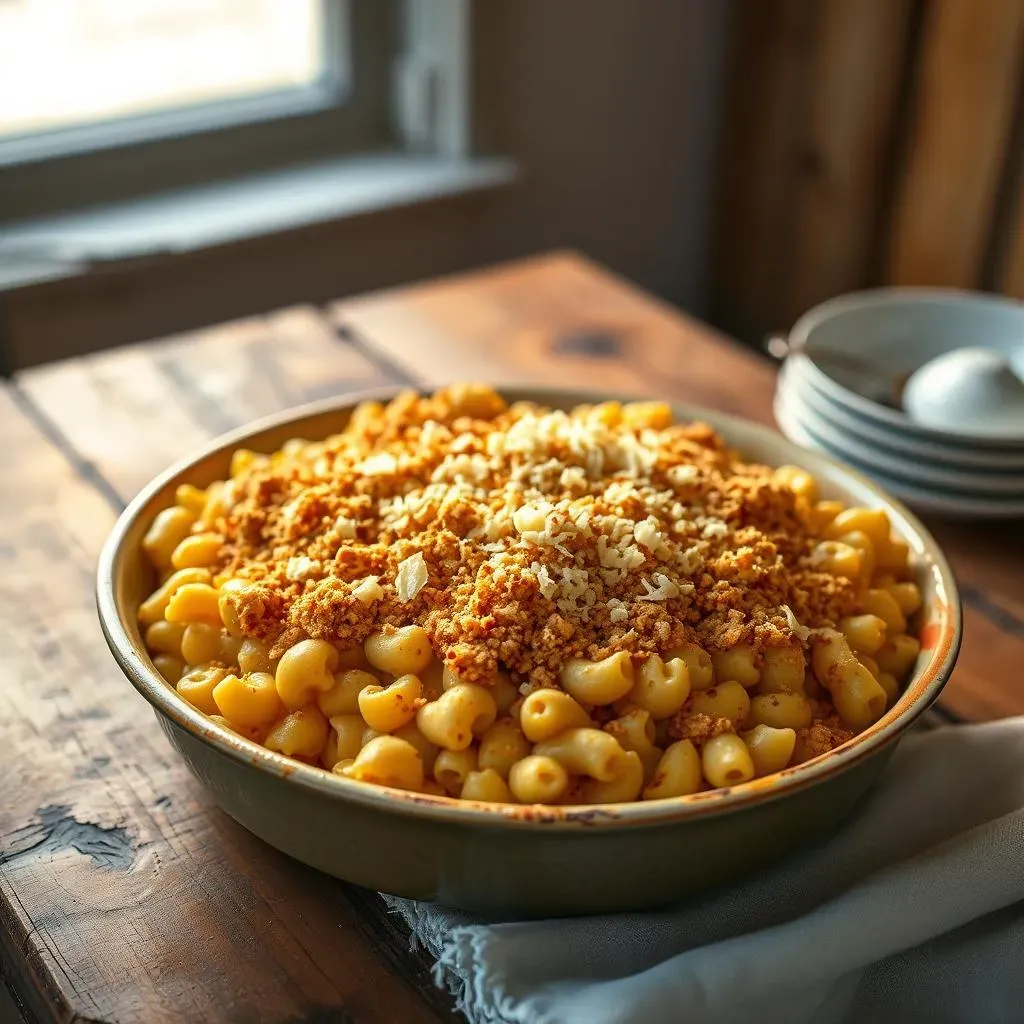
[2, 252, 1021, 1024]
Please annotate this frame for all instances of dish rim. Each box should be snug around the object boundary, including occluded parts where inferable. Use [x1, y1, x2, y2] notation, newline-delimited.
[777, 364, 1024, 496]
[774, 390, 1024, 519]
[788, 287, 1024, 451]
[97, 385, 963, 831]
[781, 358, 1024, 473]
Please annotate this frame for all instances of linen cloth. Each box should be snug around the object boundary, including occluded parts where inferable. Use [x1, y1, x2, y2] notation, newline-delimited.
[385, 718, 1024, 1024]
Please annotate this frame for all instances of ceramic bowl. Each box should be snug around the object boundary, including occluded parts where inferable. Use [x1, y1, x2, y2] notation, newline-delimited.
[775, 389, 1024, 520]
[788, 288, 1024, 450]
[97, 387, 962, 917]
[776, 365, 1024, 497]
[780, 359, 1024, 473]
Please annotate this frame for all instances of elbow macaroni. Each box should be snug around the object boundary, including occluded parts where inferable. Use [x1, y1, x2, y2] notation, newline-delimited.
[628, 655, 691, 719]
[519, 688, 591, 742]
[758, 645, 806, 693]
[710, 644, 759, 689]
[358, 674, 423, 733]
[509, 755, 570, 804]
[702, 733, 755, 788]
[416, 683, 497, 750]
[688, 680, 751, 726]
[559, 652, 635, 705]
[365, 625, 433, 676]
[812, 631, 889, 728]
[478, 718, 532, 778]
[838, 614, 887, 655]
[532, 728, 631, 783]
[461, 768, 513, 803]
[140, 396, 924, 806]
[605, 709, 662, 782]
[741, 724, 797, 778]
[341, 735, 424, 791]
[275, 639, 339, 710]
[579, 750, 644, 803]
[434, 747, 479, 796]
[643, 740, 702, 799]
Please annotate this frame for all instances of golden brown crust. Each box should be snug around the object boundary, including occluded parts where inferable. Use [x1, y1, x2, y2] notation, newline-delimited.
[666, 711, 736, 745]
[792, 720, 856, 763]
[214, 386, 858, 687]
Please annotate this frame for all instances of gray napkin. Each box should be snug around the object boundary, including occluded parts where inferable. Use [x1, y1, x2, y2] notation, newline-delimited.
[384, 718, 1024, 1024]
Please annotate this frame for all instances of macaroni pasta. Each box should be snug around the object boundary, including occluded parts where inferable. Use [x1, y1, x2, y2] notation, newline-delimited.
[139, 384, 923, 805]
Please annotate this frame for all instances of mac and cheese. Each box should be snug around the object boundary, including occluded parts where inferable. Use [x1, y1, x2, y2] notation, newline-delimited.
[139, 384, 923, 804]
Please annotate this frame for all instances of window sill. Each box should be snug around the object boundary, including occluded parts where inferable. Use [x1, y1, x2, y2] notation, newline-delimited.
[0, 152, 518, 293]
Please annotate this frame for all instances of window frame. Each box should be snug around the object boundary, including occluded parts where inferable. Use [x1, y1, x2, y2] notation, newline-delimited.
[0, 0, 398, 222]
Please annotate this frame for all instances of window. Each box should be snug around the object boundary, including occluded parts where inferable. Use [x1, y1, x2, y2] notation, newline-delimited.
[0, 0, 328, 140]
[0, 0, 400, 221]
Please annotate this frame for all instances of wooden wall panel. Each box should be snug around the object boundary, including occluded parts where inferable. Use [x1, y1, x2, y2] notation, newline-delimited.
[715, 0, 916, 339]
[998, 172, 1024, 299]
[715, 0, 1024, 344]
[786, 0, 914, 318]
[888, 0, 1024, 288]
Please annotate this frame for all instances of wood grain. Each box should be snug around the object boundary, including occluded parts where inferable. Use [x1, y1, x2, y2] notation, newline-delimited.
[714, 0, 915, 335]
[714, 0, 1023, 341]
[17, 307, 389, 501]
[332, 251, 778, 424]
[4, 251, 1024, 1024]
[888, 0, 1024, 286]
[2, 313, 451, 1024]
[712, 0, 913, 333]
[999, 167, 1024, 298]
[784, 0, 914, 317]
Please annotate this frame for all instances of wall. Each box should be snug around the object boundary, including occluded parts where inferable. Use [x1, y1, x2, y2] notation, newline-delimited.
[476, 0, 734, 313]
[714, 0, 1024, 345]
[0, 0, 734, 368]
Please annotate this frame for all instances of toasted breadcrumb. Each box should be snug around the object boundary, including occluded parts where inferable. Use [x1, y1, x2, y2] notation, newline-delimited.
[667, 711, 736, 745]
[213, 385, 857, 686]
[792, 720, 856, 763]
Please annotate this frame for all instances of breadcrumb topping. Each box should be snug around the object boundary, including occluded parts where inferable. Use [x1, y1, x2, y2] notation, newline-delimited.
[214, 385, 857, 685]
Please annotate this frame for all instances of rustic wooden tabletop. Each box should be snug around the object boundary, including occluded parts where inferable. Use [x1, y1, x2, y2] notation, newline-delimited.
[1, 252, 1021, 1024]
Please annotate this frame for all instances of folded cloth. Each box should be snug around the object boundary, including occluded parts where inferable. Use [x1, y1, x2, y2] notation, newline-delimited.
[384, 719, 1024, 1024]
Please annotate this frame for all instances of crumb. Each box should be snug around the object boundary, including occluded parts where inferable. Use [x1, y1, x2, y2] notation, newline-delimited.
[212, 385, 859, 686]
[792, 721, 855, 764]
[666, 711, 736, 745]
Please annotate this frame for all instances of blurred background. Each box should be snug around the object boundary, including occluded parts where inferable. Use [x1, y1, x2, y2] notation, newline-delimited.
[0, 0, 1021, 371]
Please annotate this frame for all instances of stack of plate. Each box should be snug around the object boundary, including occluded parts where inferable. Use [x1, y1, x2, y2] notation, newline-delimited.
[773, 289, 1024, 519]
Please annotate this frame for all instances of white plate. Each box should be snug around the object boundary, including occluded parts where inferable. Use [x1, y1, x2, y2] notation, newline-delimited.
[777, 369, 1024, 495]
[781, 358, 1024, 472]
[787, 288, 1024, 451]
[774, 391, 1024, 519]
[788, 352, 1024, 462]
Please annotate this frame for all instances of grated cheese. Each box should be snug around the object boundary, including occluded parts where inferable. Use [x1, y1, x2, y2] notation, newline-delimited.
[357, 452, 399, 476]
[637, 573, 682, 602]
[701, 519, 729, 539]
[607, 598, 629, 624]
[395, 552, 428, 603]
[285, 556, 321, 582]
[352, 575, 384, 604]
[782, 604, 814, 644]
[335, 515, 359, 539]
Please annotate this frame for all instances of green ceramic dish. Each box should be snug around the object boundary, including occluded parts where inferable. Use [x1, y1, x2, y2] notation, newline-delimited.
[97, 387, 961, 917]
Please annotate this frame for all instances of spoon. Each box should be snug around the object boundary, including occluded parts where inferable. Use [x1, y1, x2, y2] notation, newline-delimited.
[765, 334, 911, 409]
[902, 347, 1024, 439]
